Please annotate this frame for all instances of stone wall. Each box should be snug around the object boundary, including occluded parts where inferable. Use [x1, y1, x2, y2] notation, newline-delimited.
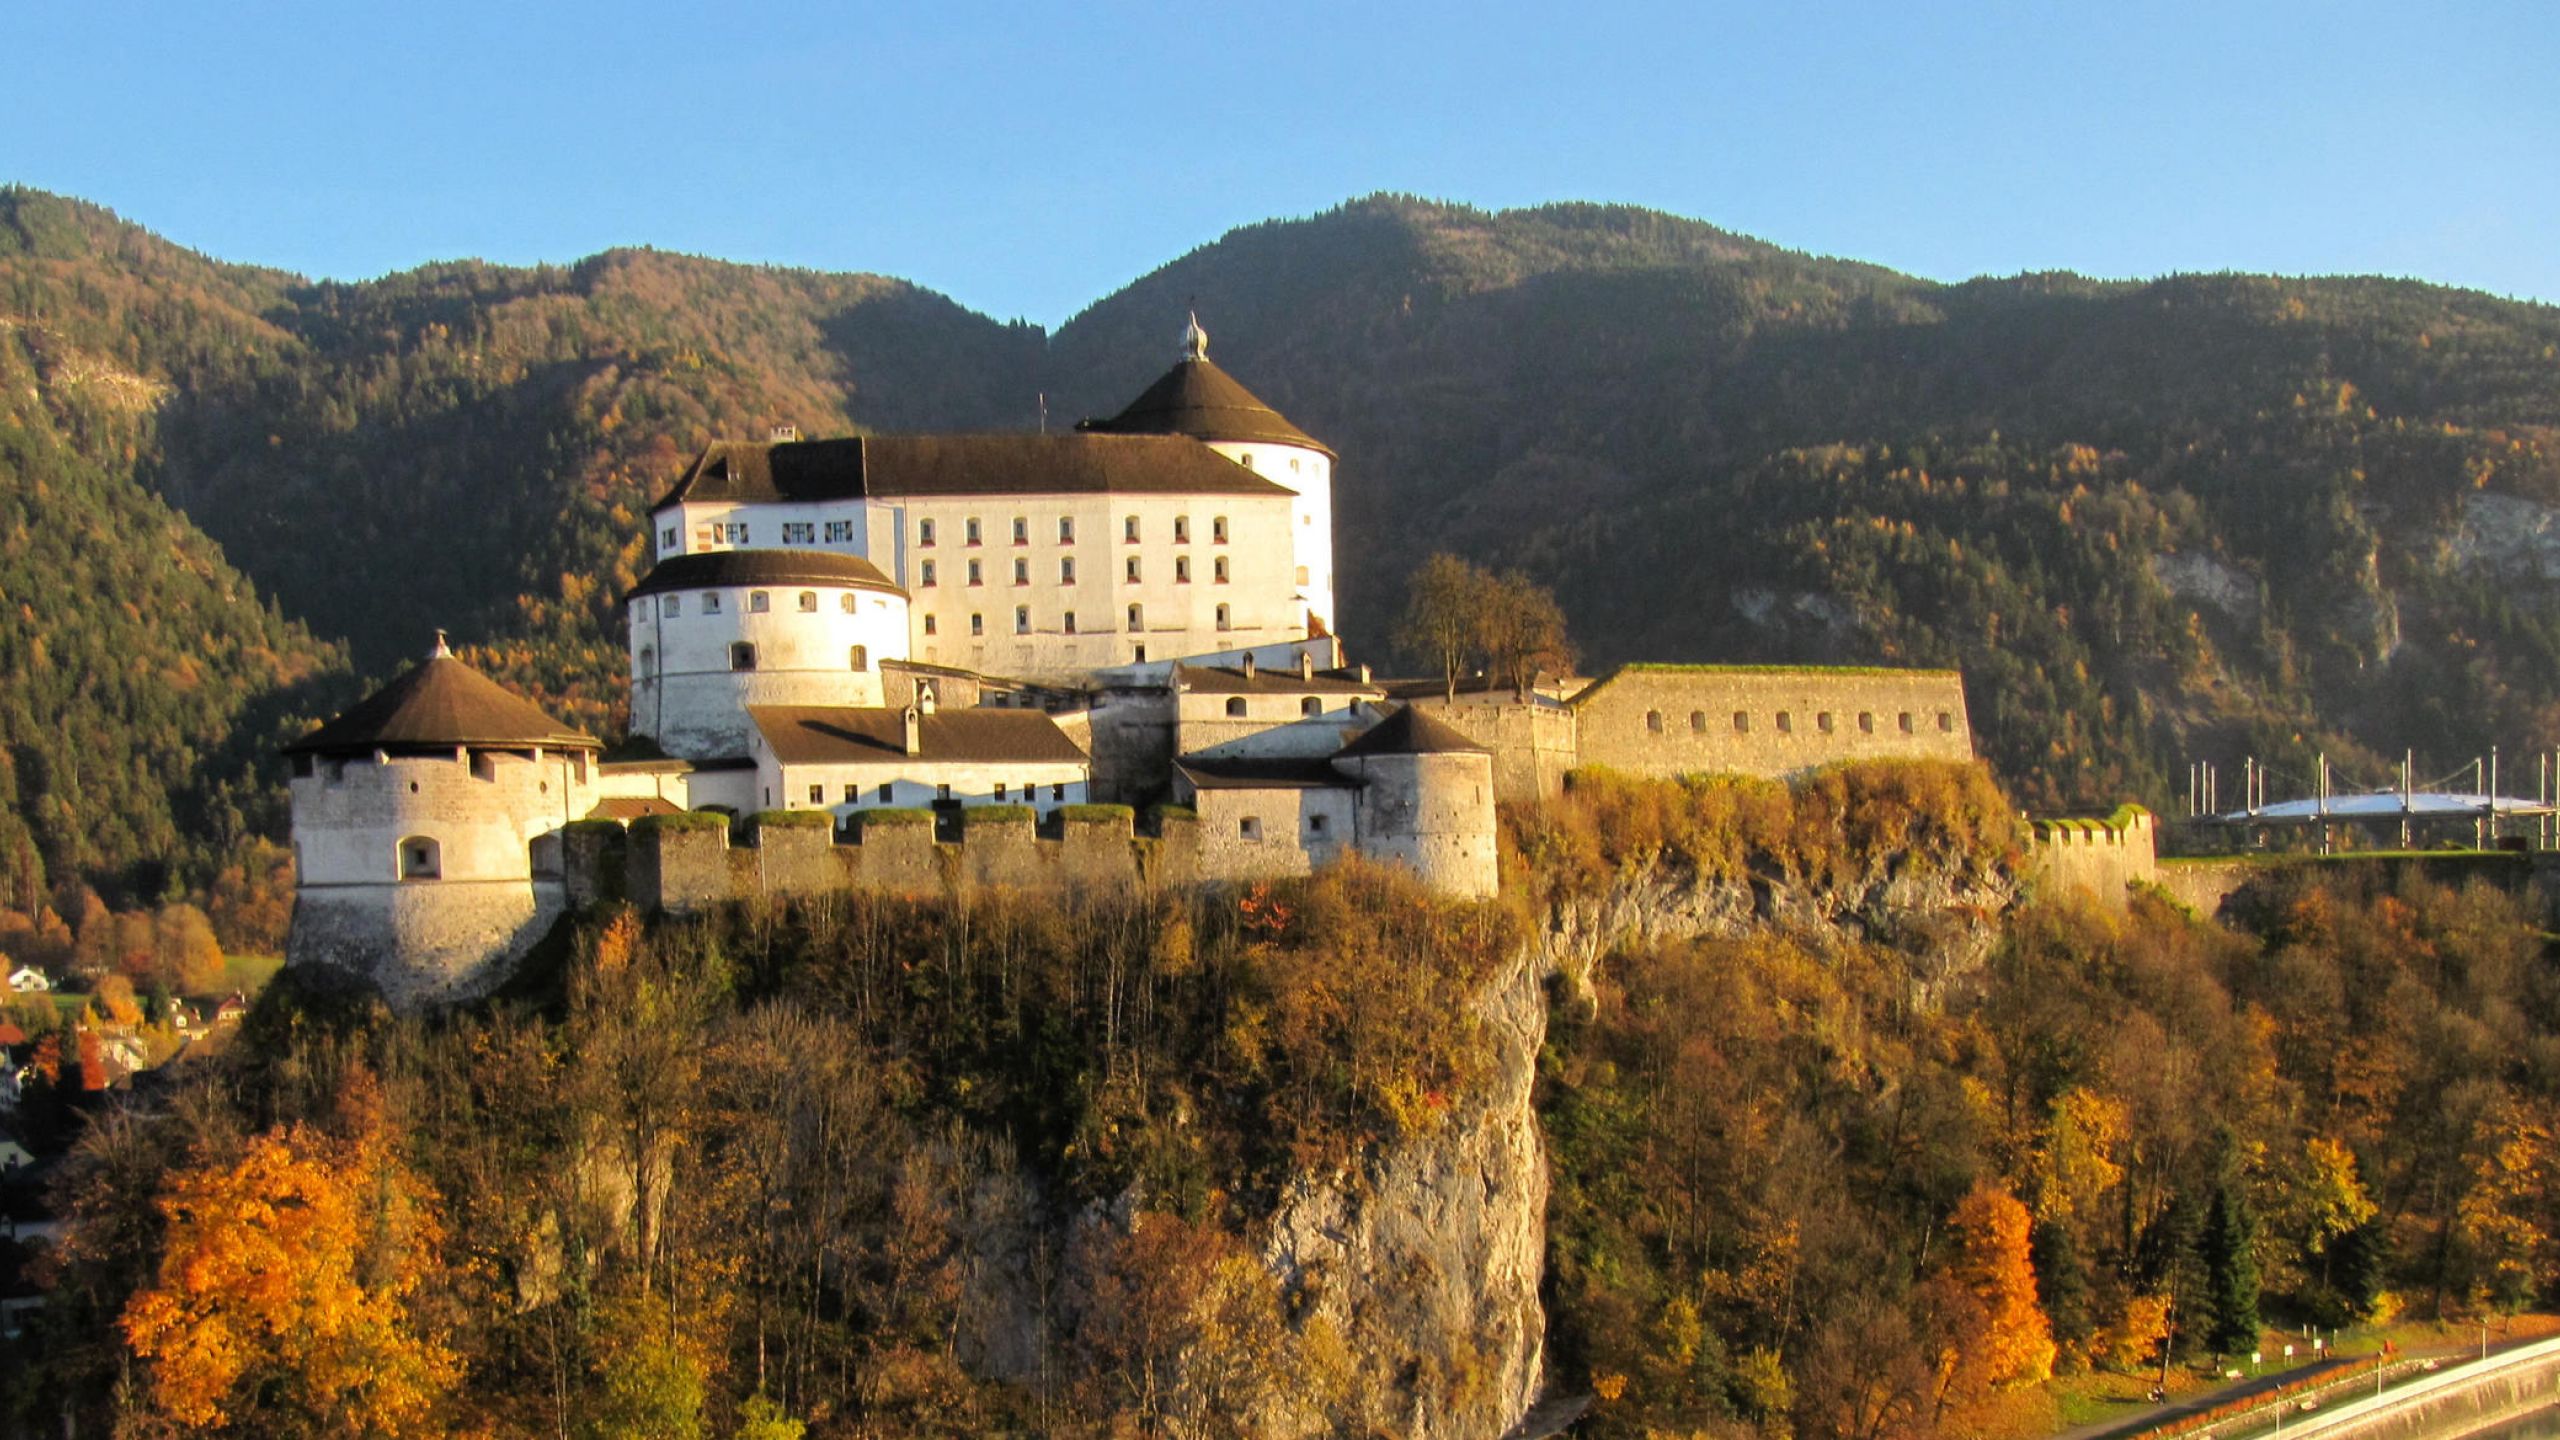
[1571, 665, 1972, 780]
[2027, 806, 2158, 908]
[610, 808, 1204, 912]
[289, 879, 566, 1008]
[1401, 694, 1577, 803]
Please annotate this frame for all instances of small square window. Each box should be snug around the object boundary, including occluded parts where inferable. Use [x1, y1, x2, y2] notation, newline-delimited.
[1859, 712, 1875, 734]
[1733, 711, 1750, 733]
[843, 784, 858, 803]
[1777, 711, 1794, 733]
[1239, 816, 1262, 841]
[797, 591, 818, 612]
[1053, 784, 1066, 802]
[1938, 711, 1956, 733]
[1818, 712, 1834, 734]
[808, 784, 823, 804]
[878, 782, 893, 801]
[996, 783, 1009, 801]
[703, 593, 723, 614]
[1308, 813, 1329, 836]
[750, 591, 770, 613]
[662, 595, 681, 617]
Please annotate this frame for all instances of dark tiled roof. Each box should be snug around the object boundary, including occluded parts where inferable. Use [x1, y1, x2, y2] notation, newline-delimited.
[750, 706, 1090, 767]
[1174, 663, 1385, 697]
[286, 655, 597, 756]
[1380, 677, 1570, 708]
[1176, 757, 1360, 790]
[1335, 705, 1492, 758]
[627, 549, 903, 601]
[652, 433, 1292, 511]
[1077, 356, 1334, 456]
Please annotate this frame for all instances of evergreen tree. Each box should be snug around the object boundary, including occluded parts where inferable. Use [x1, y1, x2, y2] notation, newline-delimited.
[2031, 1216, 2094, 1362]
[2328, 1217, 2390, 1322]
[2202, 1176, 2263, 1358]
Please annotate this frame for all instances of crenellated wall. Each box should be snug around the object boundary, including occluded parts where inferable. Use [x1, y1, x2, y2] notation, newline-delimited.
[605, 807, 1205, 913]
[2027, 805, 2158, 908]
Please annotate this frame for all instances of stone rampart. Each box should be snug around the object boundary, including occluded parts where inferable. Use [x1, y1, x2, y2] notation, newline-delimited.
[1403, 695, 1577, 804]
[1570, 665, 1972, 781]
[601, 807, 1197, 913]
[2159, 851, 2538, 923]
[2027, 805, 2158, 908]
[2191, 1337, 2560, 1440]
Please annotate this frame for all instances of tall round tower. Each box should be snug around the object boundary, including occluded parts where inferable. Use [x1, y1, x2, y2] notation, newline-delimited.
[1077, 316, 1339, 635]
[627, 550, 912, 760]
[1332, 706, 1499, 899]
[285, 635, 601, 1007]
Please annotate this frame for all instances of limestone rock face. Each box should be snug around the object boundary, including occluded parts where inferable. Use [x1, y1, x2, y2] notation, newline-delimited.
[1262, 940, 1549, 1438]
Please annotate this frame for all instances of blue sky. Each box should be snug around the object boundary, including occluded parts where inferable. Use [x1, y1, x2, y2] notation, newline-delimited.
[7, 1, 2554, 327]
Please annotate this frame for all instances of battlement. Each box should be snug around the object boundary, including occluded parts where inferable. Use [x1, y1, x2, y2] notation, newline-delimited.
[2025, 804, 2158, 906]
[566, 805, 1202, 913]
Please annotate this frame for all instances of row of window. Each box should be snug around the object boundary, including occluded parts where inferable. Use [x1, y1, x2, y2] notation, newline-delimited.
[917, 602, 1235, 639]
[919, 514, 1233, 548]
[659, 590, 868, 618]
[1235, 813, 1328, 841]
[1643, 708, 1959, 736]
[800, 781, 1072, 806]
[1219, 697, 1328, 718]
[637, 644, 870, 674]
[918, 554, 1247, 588]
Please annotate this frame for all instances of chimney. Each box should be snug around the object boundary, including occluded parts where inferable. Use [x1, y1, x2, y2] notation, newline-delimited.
[1241, 653, 1256, 679]
[902, 706, 923, 756]
[917, 680, 938, 715]
[1297, 653, 1313, 681]
[1357, 663, 1371, 684]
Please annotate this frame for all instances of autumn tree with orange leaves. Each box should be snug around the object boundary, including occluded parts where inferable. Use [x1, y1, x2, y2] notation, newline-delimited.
[121, 1073, 458, 1437]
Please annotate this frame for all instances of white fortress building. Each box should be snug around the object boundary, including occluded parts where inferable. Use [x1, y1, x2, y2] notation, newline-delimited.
[284, 321, 1501, 1005]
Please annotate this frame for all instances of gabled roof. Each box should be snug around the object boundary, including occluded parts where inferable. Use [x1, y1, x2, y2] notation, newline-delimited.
[1335, 705, 1491, 758]
[586, 796, 682, 821]
[749, 706, 1090, 767]
[652, 433, 1292, 511]
[285, 647, 597, 756]
[627, 549, 903, 601]
[1076, 355, 1334, 456]
[1173, 662, 1385, 697]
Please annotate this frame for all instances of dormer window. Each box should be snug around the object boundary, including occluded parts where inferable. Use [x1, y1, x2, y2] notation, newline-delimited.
[660, 526, 677, 552]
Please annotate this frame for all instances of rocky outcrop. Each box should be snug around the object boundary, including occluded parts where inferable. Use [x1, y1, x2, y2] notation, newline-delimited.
[1263, 940, 1549, 1438]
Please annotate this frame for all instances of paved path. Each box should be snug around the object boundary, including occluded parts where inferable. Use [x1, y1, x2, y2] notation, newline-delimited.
[2050, 1358, 2358, 1440]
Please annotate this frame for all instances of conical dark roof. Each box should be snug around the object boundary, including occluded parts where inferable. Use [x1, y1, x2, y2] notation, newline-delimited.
[1078, 320, 1332, 456]
[1336, 705, 1490, 758]
[286, 644, 597, 756]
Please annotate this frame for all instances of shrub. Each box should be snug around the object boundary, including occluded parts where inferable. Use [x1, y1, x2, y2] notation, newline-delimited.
[747, 809, 833, 830]
[853, 807, 934, 828]
[1056, 804, 1136, 824]
[962, 805, 1037, 826]
[632, 811, 731, 835]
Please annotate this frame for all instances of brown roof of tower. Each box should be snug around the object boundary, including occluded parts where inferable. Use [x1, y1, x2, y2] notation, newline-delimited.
[627, 549, 903, 601]
[1076, 355, 1334, 456]
[651, 432, 1292, 511]
[1334, 705, 1491, 758]
[285, 652, 597, 756]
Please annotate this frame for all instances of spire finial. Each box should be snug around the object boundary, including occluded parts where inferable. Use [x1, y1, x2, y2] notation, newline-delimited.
[1182, 311, 1208, 361]
[430, 629, 451, 659]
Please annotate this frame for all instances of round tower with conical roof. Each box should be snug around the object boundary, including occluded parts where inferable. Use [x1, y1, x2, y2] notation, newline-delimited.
[1332, 705, 1499, 898]
[284, 634, 602, 1006]
[1079, 317, 1339, 635]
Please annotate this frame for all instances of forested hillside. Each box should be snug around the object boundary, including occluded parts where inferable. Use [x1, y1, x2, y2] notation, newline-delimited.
[7, 185, 2560, 908]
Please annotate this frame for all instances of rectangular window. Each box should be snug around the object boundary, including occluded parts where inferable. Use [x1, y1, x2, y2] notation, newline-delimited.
[660, 526, 678, 551]
[1818, 712, 1834, 734]
[920, 559, 938, 586]
[1858, 712, 1875, 734]
[1014, 607, 1030, 634]
[965, 517, 982, 545]
[825, 519, 855, 542]
[703, 592, 723, 614]
[1058, 517, 1075, 543]
[968, 559, 983, 585]
[720, 522, 750, 543]
[1053, 784, 1066, 802]
[1239, 816, 1262, 841]
[843, 784, 858, 803]
[1213, 556, 1229, 584]
[808, 784, 823, 805]
[878, 782, 893, 801]
[1013, 558, 1029, 585]
[781, 521, 815, 544]
[919, 519, 937, 546]
[996, 783, 1009, 801]
[923, 614, 938, 635]
[1175, 556, 1191, 583]
[1060, 557, 1076, 584]
[1126, 556, 1142, 582]
[1308, 813, 1328, 836]
[1124, 515, 1140, 542]
[1173, 515, 1190, 543]
[971, 613, 984, 636]
[1212, 516, 1228, 544]
[1064, 611, 1077, 634]
[750, 591, 771, 613]
[662, 595, 681, 617]
[1012, 517, 1028, 545]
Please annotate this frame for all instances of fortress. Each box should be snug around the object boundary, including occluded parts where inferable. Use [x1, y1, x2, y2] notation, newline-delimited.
[285, 320, 1984, 1005]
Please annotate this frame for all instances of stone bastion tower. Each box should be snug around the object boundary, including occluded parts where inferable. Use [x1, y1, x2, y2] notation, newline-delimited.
[626, 550, 913, 761]
[285, 635, 601, 1006]
[1078, 315, 1339, 636]
[1330, 705, 1500, 898]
